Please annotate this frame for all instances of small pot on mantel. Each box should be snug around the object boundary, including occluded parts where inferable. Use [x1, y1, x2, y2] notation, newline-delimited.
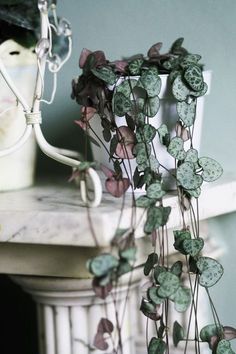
[0, 39, 37, 191]
[89, 71, 212, 191]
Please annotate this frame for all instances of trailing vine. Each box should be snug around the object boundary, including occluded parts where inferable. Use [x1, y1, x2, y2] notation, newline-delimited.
[71, 38, 236, 354]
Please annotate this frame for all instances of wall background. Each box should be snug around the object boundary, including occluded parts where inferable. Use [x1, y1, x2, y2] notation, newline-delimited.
[40, 0, 236, 336]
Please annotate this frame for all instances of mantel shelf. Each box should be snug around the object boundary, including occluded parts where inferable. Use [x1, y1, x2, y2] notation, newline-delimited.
[1, 173, 236, 248]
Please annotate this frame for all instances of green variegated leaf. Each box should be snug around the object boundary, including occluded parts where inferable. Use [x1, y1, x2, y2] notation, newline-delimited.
[167, 137, 186, 160]
[182, 238, 204, 257]
[216, 340, 235, 354]
[173, 321, 185, 347]
[177, 162, 203, 190]
[154, 265, 167, 283]
[190, 82, 208, 97]
[140, 299, 160, 321]
[173, 229, 191, 254]
[186, 187, 201, 198]
[146, 182, 166, 200]
[171, 286, 191, 312]
[157, 124, 170, 146]
[197, 257, 224, 288]
[136, 195, 156, 208]
[162, 57, 180, 71]
[144, 206, 171, 234]
[148, 338, 167, 354]
[170, 261, 183, 277]
[185, 148, 198, 163]
[129, 58, 144, 75]
[136, 124, 156, 143]
[91, 66, 116, 85]
[120, 247, 136, 261]
[184, 64, 204, 91]
[144, 252, 158, 276]
[148, 287, 164, 305]
[88, 254, 119, 277]
[198, 157, 223, 182]
[177, 100, 197, 127]
[172, 75, 190, 101]
[180, 54, 202, 69]
[200, 324, 223, 343]
[113, 92, 132, 116]
[117, 260, 132, 277]
[134, 142, 151, 165]
[157, 271, 180, 298]
[143, 96, 160, 117]
[138, 67, 161, 97]
[116, 79, 137, 97]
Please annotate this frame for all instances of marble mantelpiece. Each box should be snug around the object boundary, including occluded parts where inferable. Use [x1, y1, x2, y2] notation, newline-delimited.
[0, 173, 236, 278]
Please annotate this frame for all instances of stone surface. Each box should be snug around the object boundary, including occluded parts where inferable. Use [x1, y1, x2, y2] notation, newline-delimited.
[0, 174, 236, 248]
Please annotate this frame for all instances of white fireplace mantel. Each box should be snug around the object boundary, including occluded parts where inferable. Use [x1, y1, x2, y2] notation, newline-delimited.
[0, 173, 236, 278]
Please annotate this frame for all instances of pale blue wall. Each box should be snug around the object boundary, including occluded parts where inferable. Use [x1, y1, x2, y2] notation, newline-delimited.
[42, 0, 236, 331]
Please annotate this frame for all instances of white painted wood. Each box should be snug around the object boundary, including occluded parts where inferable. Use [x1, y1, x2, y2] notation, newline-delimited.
[71, 306, 89, 354]
[54, 306, 71, 354]
[44, 305, 56, 354]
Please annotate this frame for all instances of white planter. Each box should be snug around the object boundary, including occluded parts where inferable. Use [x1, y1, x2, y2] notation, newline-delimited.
[0, 40, 37, 191]
[90, 71, 211, 191]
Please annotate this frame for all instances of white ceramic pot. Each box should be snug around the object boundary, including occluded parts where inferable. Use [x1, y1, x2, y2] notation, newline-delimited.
[0, 40, 37, 191]
[90, 71, 211, 191]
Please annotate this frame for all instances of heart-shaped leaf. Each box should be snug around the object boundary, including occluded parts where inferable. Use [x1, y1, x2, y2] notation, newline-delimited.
[138, 67, 161, 97]
[198, 157, 223, 182]
[173, 321, 185, 347]
[170, 261, 183, 277]
[136, 195, 156, 208]
[133, 142, 151, 165]
[105, 178, 130, 197]
[146, 182, 166, 200]
[185, 148, 198, 163]
[144, 252, 158, 276]
[136, 124, 156, 143]
[113, 92, 132, 116]
[91, 66, 116, 85]
[116, 79, 137, 97]
[129, 58, 144, 75]
[172, 75, 190, 101]
[190, 82, 208, 97]
[184, 64, 204, 92]
[148, 337, 167, 354]
[173, 229, 191, 253]
[117, 260, 132, 277]
[200, 324, 223, 343]
[154, 265, 167, 283]
[143, 96, 160, 117]
[140, 298, 160, 321]
[223, 326, 236, 341]
[144, 206, 171, 234]
[182, 238, 204, 257]
[88, 254, 119, 277]
[120, 247, 136, 261]
[167, 137, 186, 160]
[148, 287, 164, 305]
[177, 100, 197, 127]
[180, 54, 202, 69]
[157, 124, 170, 146]
[217, 339, 236, 354]
[157, 271, 180, 298]
[177, 162, 203, 190]
[170, 286, 191, 312]
[197, 257, 224, 287]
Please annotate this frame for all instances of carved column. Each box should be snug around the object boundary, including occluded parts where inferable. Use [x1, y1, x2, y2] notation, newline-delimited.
[10, 275, 140, 354]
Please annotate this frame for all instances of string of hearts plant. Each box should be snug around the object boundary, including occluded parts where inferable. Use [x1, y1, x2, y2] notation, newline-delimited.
[71, 38, 236, 354]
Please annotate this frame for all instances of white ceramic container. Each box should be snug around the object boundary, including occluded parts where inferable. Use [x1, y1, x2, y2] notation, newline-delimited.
[90, 71, 211, 191]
